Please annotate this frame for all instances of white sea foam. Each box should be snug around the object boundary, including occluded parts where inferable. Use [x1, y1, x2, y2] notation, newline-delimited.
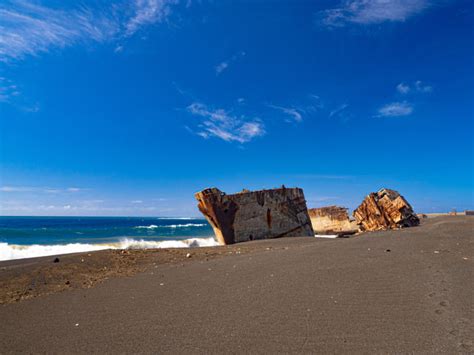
[0, 242, 110, 261]
[0, 237, 219, 261]
[314, 234, 339, 238]
[135, 224, 159, 229]
[134, 223, 206, 229]
[166, 223, 206, 228]
[157, 217, 197, 220]
[117, 237, 218, 249]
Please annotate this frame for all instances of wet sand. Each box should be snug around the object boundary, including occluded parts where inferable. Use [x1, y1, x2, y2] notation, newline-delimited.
[0, 216, 473, 353]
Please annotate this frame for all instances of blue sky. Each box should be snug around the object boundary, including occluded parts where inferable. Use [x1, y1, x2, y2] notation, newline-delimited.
[0, 0, 473, 216]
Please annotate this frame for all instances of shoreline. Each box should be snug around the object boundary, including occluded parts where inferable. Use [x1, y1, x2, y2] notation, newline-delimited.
[0, 236, 314, 304]
[0, 236, 219, 262]
[0, 212, 464, 262]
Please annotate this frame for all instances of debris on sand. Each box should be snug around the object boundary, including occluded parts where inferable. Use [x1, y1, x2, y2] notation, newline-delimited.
[195, 187, 314, 245]
[353, 188, 419, 232]
[308, 206, 358, 236]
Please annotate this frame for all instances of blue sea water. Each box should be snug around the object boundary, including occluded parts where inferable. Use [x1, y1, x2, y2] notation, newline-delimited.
[0, 216, 216, 261]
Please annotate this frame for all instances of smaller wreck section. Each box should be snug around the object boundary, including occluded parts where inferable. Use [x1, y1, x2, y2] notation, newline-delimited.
[353, 188, 420, 232]
[195, 187, 314, 245]
[308, 206, 357, 236]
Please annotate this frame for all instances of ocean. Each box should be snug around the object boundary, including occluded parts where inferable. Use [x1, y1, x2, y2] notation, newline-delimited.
[0, 216, 217, 261]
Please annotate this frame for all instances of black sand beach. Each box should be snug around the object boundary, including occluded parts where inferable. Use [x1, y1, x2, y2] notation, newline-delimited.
[0, 216, 473, 353]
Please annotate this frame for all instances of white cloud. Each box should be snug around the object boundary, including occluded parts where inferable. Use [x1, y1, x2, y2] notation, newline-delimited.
[215, 62, 228, 75]
[0, 186, 34, 192]
[267, 104, 303, 123]
[0, 76, 41, 111]
[45, 189, 61, 194]
[376, 101, 413, 117]
[317, 0, 430, 27]
[414, 80, 433, 93]
[125, 0, 178, 36]
[187, 102, 265, 143]
[215, 51, 246, 75]
[396, 82, 410, 94]
[396, 81, 432, 94]
[82, 199, 105, 204]
[0, 186, 86, 193]
[0, 77, 20, 102]
[329, 104, 348, 118]
[0, 1, 117, 61]
[0, 0, 180, 62]
[131, 200, 143, 204]
[309, 94, 324, 109]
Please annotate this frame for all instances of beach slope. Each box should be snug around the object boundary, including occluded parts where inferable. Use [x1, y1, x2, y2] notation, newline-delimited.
[0, 216, 472, 353]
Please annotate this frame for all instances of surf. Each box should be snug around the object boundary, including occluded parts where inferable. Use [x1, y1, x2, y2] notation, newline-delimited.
[0, 237, 219, 261]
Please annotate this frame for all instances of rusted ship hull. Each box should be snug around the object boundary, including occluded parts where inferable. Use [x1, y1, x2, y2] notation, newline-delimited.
[195, 187, 314, 245]
[308, 206, 357, 235]
[353, 188, 420, 232]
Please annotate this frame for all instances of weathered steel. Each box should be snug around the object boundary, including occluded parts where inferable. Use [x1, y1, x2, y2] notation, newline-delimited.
[353, 188, 419, 232]
[195, 187, 314, 245]
[308, 206, 357, 235]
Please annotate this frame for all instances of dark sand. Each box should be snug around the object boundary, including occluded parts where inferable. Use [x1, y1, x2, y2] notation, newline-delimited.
[0, 216, 473, 353]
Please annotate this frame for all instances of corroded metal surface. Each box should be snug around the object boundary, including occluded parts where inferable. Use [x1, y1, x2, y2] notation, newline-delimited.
[308, 206, 357, 235]
[195, 187, 314, 245]
[353, 188, 419, 232]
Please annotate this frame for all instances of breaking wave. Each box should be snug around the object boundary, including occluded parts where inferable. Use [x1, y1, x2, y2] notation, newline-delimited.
[157, 217, 196, 220]
[0, 242, 110, 261]
[117, 237, 218, 249]
[0, 237, 219, 261]
[134, 223, 206, 229]
[135, 224, 159, 229]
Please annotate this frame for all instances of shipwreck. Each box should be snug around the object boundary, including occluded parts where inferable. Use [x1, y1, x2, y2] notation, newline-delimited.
[308, 206, 358, 236]
[195, 187, 314, 245]
[353, 188, 420, 232]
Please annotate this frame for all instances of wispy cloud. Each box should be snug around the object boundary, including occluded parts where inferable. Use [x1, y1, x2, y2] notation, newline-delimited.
[376, 101, 413, 117]
[0, 1, 117, 61]
[125, 0, 178, 36]
[0, 186, 33, 192]
[0, 200, 175, 215]
[0, 0, 180, 62]
[267, 95, 349, 123]
[396, 82, 410, 94]
[397, 80, 433, 94]
[215, 51, 246, 75]
[267, 104, 303, 123]
[317, 0, 430, 28]
[329, 103, 349, 118]
[309, 94, 324, 109]
[186, 102, 265, 143]
[0, 186, 86, 193]
[0, 76, 41, 111]
[0, 77, 20, 102]
[414, 80, 433, 93]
